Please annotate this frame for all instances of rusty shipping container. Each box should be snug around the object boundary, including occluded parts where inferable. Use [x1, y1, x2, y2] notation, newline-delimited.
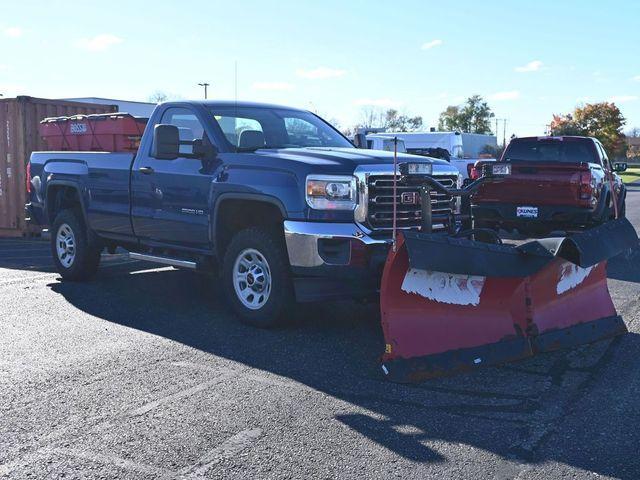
[0, 96, 116, 237]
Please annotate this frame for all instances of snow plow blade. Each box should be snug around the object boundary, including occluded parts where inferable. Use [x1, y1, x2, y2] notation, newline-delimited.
[379, 218, 638, 383]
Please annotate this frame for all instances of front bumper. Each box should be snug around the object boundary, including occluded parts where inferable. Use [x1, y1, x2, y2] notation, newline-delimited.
[283, 221, 391, 302]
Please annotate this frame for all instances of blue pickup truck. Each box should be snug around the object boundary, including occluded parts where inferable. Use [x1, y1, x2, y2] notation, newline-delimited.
[26, 101, 460, 326]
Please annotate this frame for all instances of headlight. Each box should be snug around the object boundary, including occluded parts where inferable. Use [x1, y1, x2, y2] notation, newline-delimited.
[492, 164, 511, 175]
[306, 175, 357, 210]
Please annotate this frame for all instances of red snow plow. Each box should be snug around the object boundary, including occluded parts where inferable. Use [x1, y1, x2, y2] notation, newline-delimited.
[378, 162, 638, 383]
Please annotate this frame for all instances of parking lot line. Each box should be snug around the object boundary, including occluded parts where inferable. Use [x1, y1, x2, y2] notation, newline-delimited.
[127, 368, 244, 417]
[49, 447, 176, 478]
[179, 428, 263, 477]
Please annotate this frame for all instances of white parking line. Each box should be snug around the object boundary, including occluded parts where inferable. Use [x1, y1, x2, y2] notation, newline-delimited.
[50, 447, 176, 478]
[127, 369, 242, 417]
[179, 428, 263, 478]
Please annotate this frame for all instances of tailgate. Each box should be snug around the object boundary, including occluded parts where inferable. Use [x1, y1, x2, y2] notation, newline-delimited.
[474, 162, 590, 206]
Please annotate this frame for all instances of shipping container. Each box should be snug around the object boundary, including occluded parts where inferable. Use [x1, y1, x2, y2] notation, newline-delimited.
[0, 96, 116, 237]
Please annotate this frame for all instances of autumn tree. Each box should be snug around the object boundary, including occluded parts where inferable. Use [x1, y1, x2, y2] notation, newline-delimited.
[438, 95, 494, 134]
[550, 102, 627, 157]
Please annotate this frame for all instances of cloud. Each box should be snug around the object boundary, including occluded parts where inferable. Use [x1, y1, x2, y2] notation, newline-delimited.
[608, 95, 639, 103]
[75, 34, 123, 52]
[3, 27, 23, 38]
[354, 98, 403, 108]
[295, 67, 346, 80]
[489, 90, 520, 101]
[421, 39, 442, 50]
[515, 60, 543, 72]
[251, 81, 294, 91]
[633, 75, 640, 82]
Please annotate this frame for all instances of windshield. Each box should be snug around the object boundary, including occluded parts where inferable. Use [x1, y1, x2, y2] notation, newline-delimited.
[504, 139, 597, 163]
[208, 106, 353, 152]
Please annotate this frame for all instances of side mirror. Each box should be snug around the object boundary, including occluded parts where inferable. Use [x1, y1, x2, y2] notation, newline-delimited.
[152, 124, 179, 160]
[614, 162, 628, 173]
[353, 133, 367, 149]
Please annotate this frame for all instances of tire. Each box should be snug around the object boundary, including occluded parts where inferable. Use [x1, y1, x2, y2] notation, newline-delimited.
[50, 208, 101, 281]
[222, 226, 293, 328]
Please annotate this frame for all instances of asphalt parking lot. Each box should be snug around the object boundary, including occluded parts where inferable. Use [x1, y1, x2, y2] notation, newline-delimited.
[1, 186, 639, 479]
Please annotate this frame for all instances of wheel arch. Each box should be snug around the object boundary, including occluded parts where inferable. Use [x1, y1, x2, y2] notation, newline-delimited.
[46, 180, 89, 226]
[213, 193, 287, 259]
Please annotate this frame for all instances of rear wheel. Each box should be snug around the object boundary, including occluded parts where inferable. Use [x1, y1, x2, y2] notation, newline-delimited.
[50, 209, 101, 281]
[222, 226, 293, 328]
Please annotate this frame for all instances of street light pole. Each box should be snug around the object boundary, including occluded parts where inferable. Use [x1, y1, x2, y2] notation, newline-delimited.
[198, 82, 210, 99]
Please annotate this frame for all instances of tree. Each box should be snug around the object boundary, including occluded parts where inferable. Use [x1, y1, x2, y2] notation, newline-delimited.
[384, 109, 423, 132]
[549, 102, 627, 157]
[438, 105, 463, 131]
[358, 107, 385, 129]
[438, 95, 494, 134]
[355, 107, 423, 133]
[149, 91, 168, 103]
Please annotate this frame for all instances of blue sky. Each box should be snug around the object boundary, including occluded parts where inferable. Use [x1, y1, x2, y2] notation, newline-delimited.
[1, 0, 639, 138]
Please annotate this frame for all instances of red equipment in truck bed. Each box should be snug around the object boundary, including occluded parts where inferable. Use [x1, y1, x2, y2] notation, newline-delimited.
[39, 113, 148, 152]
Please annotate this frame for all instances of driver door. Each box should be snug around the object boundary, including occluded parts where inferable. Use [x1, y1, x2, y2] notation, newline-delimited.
[131, 107, 215, 249]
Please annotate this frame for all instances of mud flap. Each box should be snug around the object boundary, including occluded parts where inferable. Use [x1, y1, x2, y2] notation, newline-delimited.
[380, 218, 638, 383]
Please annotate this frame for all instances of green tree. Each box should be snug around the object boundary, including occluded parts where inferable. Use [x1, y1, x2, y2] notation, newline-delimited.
[438, 95, 494, 134]
[550, 102, 627, 157]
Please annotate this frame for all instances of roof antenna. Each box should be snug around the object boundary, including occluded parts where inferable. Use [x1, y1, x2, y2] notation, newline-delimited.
[234, 60, 238, 112]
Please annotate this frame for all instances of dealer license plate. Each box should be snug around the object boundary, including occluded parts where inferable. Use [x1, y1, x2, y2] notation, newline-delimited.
[517, 206, 538, 218]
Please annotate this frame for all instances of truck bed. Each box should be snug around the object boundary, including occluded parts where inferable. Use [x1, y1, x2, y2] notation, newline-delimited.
[28, 151, 136, 233]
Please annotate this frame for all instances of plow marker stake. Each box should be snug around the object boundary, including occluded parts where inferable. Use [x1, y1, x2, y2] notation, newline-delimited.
[380, 218, 639, 383]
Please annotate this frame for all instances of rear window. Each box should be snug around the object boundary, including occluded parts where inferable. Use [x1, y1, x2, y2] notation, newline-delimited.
[503, 139, 596, 163]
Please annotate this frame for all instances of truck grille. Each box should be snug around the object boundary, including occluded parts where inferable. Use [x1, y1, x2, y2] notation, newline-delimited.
[366, 175, 457, 230]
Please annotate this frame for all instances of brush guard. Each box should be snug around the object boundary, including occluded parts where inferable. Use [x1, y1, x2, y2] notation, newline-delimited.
[379, 163, 638, 383]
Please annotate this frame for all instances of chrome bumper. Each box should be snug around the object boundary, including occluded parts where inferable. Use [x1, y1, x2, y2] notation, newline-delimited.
[283, 221, 390, 268]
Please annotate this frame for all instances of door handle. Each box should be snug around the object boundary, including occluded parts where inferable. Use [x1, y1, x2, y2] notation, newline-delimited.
[138, 166, 155, 175]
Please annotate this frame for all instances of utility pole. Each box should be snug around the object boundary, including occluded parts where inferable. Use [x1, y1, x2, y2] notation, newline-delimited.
[494, 118, 507, 146]
[503, 119, 507, 147]
[198, 82, 210, 99]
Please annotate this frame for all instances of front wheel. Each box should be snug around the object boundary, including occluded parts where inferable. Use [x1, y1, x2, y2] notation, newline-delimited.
[222, 227, 293, 328]
[50, 209, 101, 281]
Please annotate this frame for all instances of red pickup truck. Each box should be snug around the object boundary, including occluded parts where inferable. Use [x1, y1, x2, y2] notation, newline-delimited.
[471, 136, 627, 236]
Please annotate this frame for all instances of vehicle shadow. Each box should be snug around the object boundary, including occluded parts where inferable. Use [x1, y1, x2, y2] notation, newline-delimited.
[48, 260, 640, 478]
